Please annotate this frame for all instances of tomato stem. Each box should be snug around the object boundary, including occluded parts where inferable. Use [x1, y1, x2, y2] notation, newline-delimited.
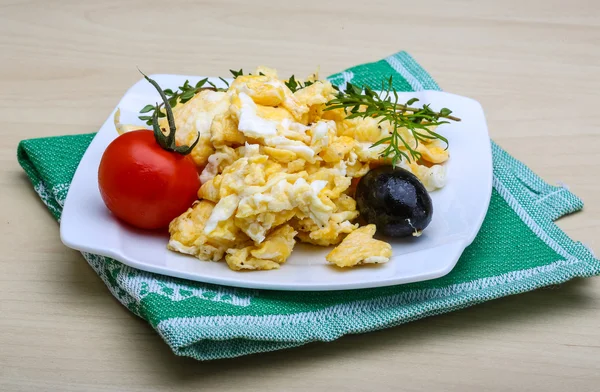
[139, 70, 199, 155]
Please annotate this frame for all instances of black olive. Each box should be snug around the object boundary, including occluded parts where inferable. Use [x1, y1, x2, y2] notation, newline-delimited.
[355, 166, 433, 237]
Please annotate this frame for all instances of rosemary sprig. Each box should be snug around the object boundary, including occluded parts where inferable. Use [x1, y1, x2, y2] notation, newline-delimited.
[324, 76, 460, 165]
[139, 71, 199, 155]
[138, 78, 215, 126]
[284, 75, 315, 93]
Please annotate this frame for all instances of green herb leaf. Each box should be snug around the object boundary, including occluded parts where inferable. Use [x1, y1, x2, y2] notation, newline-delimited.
[230, 69, 244, 78]
[218, 77, 230, 88]
[139, 104, 155, 113]
[439, 108, 452, 117]
[285, 75, 298, 92]
[195, 78, 208, 88]
[285, 75, 317, 93]
[180, 90, 196, 100]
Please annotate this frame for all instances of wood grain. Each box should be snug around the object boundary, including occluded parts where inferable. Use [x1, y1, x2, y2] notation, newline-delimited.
[1, 0, 599, 390]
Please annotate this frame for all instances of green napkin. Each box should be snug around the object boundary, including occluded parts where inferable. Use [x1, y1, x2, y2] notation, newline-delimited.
[18, 51, 600, 360]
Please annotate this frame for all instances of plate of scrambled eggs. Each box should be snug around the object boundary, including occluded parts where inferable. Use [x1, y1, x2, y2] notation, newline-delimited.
[60, 68, 492, 290]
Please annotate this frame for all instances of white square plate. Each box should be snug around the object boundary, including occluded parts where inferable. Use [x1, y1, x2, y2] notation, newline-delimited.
[60, 74, 492, 291]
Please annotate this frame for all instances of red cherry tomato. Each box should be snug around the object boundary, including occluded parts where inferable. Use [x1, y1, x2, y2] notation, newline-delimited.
[98, 130, 200, 230]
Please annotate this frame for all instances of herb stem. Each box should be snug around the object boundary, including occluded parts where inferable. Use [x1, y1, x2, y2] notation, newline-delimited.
[393, 104, 461, 122]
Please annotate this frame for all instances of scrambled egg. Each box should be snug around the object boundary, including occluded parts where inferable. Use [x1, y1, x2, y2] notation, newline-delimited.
[225, 225, 297, 270]
[325, 224, 392, 267]
[143, 67, 448, 270]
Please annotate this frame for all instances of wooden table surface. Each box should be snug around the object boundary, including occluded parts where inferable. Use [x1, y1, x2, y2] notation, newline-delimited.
[2, 0, 600, 390]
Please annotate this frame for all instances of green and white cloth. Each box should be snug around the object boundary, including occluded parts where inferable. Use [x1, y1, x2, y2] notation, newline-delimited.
[18, 51, 600, 360]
